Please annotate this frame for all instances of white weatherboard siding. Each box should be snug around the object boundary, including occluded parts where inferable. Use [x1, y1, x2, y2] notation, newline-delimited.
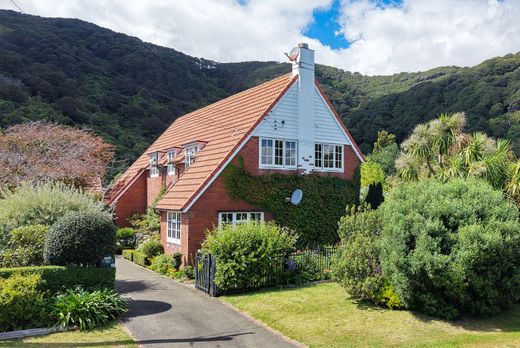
[251, 85, 350, 145]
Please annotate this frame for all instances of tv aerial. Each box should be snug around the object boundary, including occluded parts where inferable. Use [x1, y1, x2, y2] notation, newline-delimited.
[284, 46, 299, 62]
[286, 189, 303, 205]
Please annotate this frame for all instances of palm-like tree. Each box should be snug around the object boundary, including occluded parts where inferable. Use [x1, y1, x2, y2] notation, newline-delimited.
[505, 160, 520, 203]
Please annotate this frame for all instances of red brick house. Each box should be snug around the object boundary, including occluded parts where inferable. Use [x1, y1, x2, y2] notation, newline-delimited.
[106, 43, 364, 263]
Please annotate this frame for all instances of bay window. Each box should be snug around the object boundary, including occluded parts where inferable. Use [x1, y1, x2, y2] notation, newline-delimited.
[218, 211, 264, 227]
[167, 211, 181, 244]
[260, 138, 297, 169]
[314, 143, 343, 171]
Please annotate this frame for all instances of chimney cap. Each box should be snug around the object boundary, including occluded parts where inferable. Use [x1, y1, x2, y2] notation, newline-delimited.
[297, 42, 309, 49]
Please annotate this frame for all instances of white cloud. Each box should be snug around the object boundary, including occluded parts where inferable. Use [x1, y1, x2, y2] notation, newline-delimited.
[1, 0, 519, 74]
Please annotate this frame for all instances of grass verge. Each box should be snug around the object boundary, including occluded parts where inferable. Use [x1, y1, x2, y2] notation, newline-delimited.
[222, 282, 520, 348]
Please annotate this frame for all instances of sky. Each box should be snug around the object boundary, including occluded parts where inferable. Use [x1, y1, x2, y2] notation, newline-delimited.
[1, 0, 520, 75]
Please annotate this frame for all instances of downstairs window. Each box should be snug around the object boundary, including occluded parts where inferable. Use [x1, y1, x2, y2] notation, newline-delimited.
[218, 211, 264, 227]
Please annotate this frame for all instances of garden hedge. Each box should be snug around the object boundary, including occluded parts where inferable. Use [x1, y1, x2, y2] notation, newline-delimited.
[122, 249, 148, 267]
[0, 266, 115, 293]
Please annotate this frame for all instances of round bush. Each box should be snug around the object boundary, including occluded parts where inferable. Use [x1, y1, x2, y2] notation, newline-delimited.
[379, 178, 520, 318]
[44, 211, 116, 266]
[138, 238, 164, 258]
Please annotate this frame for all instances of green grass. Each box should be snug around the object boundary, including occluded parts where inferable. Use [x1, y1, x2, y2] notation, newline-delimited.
[0, 322, 136, 348]
[222, 282, 520, 348]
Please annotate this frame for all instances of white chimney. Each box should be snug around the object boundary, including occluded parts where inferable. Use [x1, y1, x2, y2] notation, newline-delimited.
[291, 43, 315, 173]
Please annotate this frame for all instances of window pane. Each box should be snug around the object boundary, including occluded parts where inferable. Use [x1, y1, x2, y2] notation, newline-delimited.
[324, 144, 334, 168]
[236, 213, 248, 224]
[315, 144, 322, 168]
[275, 140, 284, 166]
[335, 145, 343, 169]
[250, 212, 262, 221]
[285, 141, 296, 166]
[261, 139, 273, 165]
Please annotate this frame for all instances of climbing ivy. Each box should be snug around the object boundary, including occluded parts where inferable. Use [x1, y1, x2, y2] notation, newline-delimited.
[223, 157, 360, 247]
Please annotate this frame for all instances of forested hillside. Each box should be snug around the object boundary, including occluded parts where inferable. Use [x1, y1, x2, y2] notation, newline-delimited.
[1, 10, 519, 177]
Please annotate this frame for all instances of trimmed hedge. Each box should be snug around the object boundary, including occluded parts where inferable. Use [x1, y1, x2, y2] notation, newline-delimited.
[122, 249, 148, 267]
[0, 266, 115, 293]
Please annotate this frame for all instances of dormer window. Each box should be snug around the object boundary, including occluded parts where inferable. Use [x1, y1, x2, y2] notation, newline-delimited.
[149, 152, 159, 178]
[167, 150, 176, 176]
[185, 144, 199, 168]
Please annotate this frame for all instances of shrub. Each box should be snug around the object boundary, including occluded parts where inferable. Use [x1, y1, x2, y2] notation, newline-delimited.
[45, 211, 116, 266]
[149, 254, 175, 275]
[379, 178, 520, 318]
[202, 221, 297, 291]
[132, 250, 148, 267]
[0, 182, 111, 238]
[116, 228, 137, 254]
[172, 252, 183, 270]
[138, 238, 164, 258]
[332, 206, 385, 301]
[52, 288, 127, 331]
[0, 273, 49, 332]
[122, 249, 134, 262]
[0, 224, 48, 267]
[0, 266, 115, 293]
[182, 265, 194, 279]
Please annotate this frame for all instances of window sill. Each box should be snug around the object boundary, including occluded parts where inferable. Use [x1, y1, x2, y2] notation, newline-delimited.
[167, 239, 181, 245]
[313, 168, 344, 173]
[259, 165, 298, 171]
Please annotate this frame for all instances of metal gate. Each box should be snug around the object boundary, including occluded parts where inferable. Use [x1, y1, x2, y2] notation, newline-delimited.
[194, 252, 218, 296]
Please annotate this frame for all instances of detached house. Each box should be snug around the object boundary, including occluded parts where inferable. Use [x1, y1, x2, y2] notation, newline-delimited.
[106, 43, 364, 262]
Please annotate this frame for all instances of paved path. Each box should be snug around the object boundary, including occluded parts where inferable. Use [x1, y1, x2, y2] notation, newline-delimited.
[116, 257, 297, 348]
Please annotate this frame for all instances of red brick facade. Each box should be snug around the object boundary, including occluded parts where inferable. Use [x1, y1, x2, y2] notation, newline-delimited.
[112, 171, 147, 227]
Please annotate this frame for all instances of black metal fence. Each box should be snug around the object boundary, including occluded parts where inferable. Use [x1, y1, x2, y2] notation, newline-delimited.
[195, 246, 336, 296]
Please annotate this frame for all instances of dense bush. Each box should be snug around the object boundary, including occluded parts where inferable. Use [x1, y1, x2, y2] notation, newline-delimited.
[122, 249, 134, 262]
[0, 266, 115, 293]
[45, 211, 116, 266]
[52, 288, 127, 331]
[0, 182, 111, 238]
[116, 227, 137, 253]
[183, 265, 195, 279]
[0, 224, 47, 267]
[138, 238, 164, 258]
[172, 252, 183, 270]
[149, 254, 176, 275]
[332, 206, 386, 301]
[132, 250, 149, 267]
[202, 222, 296, 291]
[0, 273, 49, 332]
[379, 179, 520, 318]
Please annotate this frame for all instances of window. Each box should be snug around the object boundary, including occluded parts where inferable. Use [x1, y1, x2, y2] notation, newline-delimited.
[218, 212, 264, 227]
[185, 145, 199, 168]
[260, 138, 297, 168]
[149, 153, 159, 177]
[167, 211, 181, 244]
[167, 150, 176, 176]
[314, 143, 343, 171]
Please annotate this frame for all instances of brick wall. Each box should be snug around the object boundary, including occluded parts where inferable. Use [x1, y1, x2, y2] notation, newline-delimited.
[113, 171, 147, 227]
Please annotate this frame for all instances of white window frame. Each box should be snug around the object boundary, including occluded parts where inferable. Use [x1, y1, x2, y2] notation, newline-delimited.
[259, 137, 297, 169]
[167, 150, 176, 176]
[218, 211, 264, 228]
[149, 153, 159, 178]
[314, 143, 344, 172]
[185, 145, 199, 168]
[167, 211, 181, 244]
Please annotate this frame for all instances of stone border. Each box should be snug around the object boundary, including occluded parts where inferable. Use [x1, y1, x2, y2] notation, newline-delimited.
[0, 326, 73, 341]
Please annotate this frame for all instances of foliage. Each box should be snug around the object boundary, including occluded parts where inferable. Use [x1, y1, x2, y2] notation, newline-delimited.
[138, 238, 164, 258]
[0, 266, 116, 293]
[223, 158, 360, 247]
[149, 254, 176, 275]
[51, 288, 127, 331]
[379, 178, 520, 319]
[202, 221, 297, 291]
[505, 159, 520, 204]
[122, 249, 134, 262]
[367, 131, 399, 177]
[0, 273, 49, 332]
[129, 207, 161, 235]
[116, 227, 137, 253]
[0, 121, 114, 189]
[0, 224, 47, 267]
[373, 130, 396, 151]
[45, 211, 116, 266]
[172, 252, 183, 271]
[377, 285, 405, 310]
[132, 251, 148, 267]
[360, 161, 385, 188]
[182, 265, 194, 279]
[0, 182, 112, 244]
[364, 183, 384, 209]
[332, 206, 385, 302]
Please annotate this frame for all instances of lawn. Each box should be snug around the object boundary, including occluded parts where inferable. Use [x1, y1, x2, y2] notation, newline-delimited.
[0, 322, 136, 348]
[222, 282, 520, 348]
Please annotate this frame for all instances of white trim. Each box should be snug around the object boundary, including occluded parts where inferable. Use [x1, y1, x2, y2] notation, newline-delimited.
[183, 134, 252, 212]
[314, 85, 364, 162]
[258, 137, 298, 170]
[166, 211, 181, 244]
[313, 142, 344, 172]
[218, 211, 264, 228]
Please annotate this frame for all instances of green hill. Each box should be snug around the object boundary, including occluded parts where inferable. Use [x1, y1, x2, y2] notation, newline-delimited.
[1, 10, 519, 178]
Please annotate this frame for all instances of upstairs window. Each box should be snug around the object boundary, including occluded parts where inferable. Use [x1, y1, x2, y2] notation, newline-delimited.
[167, 211, 181, 244]
[314, 143, 343, 171]
[149, 152, 159, 177]
[260, 138, 297, 169]
[167, 150, 176, 176]
[185, 145, 199, 168]
[218, 211, 264, 228]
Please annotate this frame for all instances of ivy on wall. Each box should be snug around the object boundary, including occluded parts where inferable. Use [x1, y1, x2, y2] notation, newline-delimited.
[223, 157, 360, 247]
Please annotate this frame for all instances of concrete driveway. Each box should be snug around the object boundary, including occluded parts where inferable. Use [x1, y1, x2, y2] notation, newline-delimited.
[116, 257, 297, 348]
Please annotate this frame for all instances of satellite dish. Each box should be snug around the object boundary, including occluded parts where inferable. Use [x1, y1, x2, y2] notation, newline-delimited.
[285, 47, 299, 62]
[288, 189, 303, 205]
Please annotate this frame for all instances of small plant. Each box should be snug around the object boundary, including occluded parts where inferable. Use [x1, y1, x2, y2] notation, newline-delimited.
[0, 273, 49, 332]
[172, 252, 183, 270]
[149, 254, 175, 275]
[138, 238, 164, 258]
[44, 211, 116, 266]
[182, 265, 194, 280]
[51, 288, 127, 331]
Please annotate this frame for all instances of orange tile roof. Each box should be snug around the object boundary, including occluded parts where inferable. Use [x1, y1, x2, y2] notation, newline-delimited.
[107, 73, 297, 210]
